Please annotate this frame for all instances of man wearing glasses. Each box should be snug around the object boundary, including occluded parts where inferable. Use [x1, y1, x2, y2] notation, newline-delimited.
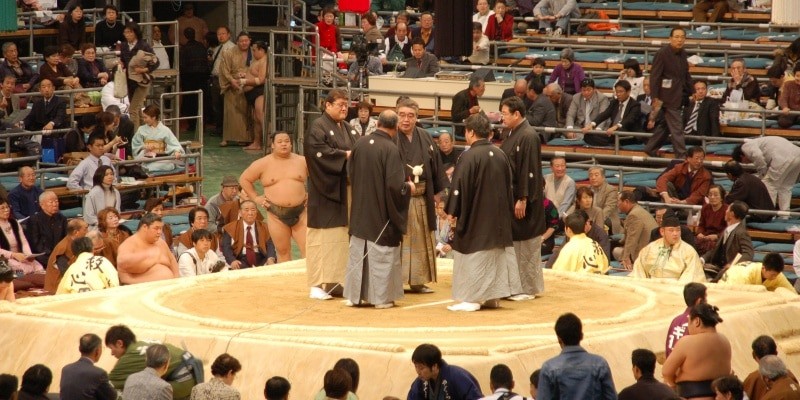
[304, 89, 358, 300]
[643, 27, 694, 159]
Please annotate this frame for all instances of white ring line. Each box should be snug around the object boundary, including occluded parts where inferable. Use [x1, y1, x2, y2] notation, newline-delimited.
[401, 300, 455, 310]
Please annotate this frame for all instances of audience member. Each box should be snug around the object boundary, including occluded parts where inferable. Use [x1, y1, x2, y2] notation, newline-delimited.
[580, 209, 611, 260]
[544, 83, 572, 129]
[452, 76, 486, 139]
[663, 303, 732, 398]
[528, 370, 540, 400]
[551, 212, 609, 274]
[644, 28, 693, 159]
[533, 0, 579, 37]
[574, 187, 604, 228]
[95, 207, 127, 264]
[64, 114, 94, 153]
[208, 26, 235, 136]
[67, 134, 115, 190]
[120, 22, 159, 130]
[17, 364, 52, 400]
[548, 48, 585, 95]
[314, 359, 359, 400]
[683, 80, 721, 139]
[615, 58, 645, 100]
[404, 37, 440, 78]
[764, 64, 784, 111]
[132, 105, 185, 172]
[713, 376, 745, 400]
[56, 234, 119, 294]
[43, 219, 88, 293]
[176, 207, 219, 255]
[723, 160, 774, 223]
[479, 364, 524, 400]
[38, 46, 80, 90]
[75, 44, 109, 88]
[219, 31, 252, 147]
[759, 355, 800, 400]
[106, 325, 198, 398]
[23, 78, 68, 132]
[60, 44, 79, 76]
[206, 176, 240, 233]
[323, 369, 352, 400]
[407, 343, 482, 400]
[94, 4, 125, 48]
[472, 0, 495, 32]
[83, 166, 120, 228]
[524, 57, 547, 87]
[467, 22, 490, 65]
[410, 12, 435, 53]
[544, 156, 575, 217]
[700, 201, 754, 279]
[744, 335, 798, 400]
[613, 191, 659, 270]
[0, 374, 18, 399]
[565, 78, 610, 139]
[0, 260, 14, 302]
[315, 7, 342, 60]
[24, 191, 66, 267]
[540, 188, 560, 256]
[637, 77, 656, 132]
[588, 166, 621, 234]
[693, 0, 739, 31]
[732, 136, 800, 212]
[538, 313, 616, 399]
[360, 12, 384, 52]
[0, 43, 36, 91]
[180, 27, 210, 133]
[8, 166, 43, 220]
[0, 75, 21, 120]
[437, 132, 463, 169]
[484, 0, 514, 42]
[58, 5, 86, 49]
[117, 213, 179, 284]
[105, 108, 134, 157]
[666, 282, 707, 358]
[264, 376, 291, 400]
[350, 101, 378, 136]
[121, 344, 173, 400]
[0, 194, 44, 286]
[723, 58, 760, 103]
[719, 253, 796, 292]
[189, 353, 242, 400]
[525, 80, 557, 140]
[655, 146, 712, 206]
[171, 3, 209, 46]
[501, 79, 530, 109]
[695, 185, 729, 254]
[618, 349, 676, 400]
[384, 21, 412, 68]
[179, 229, 226, 277]
[584, 80, 641, 146]
[221, 200, 273, 269]
[144, 198, 173, 247]
[632, 215, 705, 282]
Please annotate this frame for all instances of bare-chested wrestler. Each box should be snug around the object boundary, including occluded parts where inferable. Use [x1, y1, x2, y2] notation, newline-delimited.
[240, 131, 308, 262]
[242, 41, 268, 150]
[116, 213, 179, 284]
[663, 303, 732, 400]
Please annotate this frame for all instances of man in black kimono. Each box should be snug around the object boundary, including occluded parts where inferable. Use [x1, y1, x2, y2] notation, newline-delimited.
[396, 98, 448, 294]
[345, 110, 414, 309]
[445, 114, 517, 312]
[304, 89, 359, 300]
[499, 96, 546, 301]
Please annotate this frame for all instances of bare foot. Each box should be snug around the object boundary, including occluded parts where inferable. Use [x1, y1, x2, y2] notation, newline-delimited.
[244, 143, 262, 150]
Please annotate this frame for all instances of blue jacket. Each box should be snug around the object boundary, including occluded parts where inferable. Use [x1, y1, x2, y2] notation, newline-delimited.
[538, 345, 617, 400]
[407, 360, 482, 400]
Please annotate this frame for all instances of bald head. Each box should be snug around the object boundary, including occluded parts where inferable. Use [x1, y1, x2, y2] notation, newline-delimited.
[378, 110, 399, 136]
[513, 79, 528, 98]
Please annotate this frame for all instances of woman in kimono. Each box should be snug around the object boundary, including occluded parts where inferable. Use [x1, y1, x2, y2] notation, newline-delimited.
[132, 105, 184, 172]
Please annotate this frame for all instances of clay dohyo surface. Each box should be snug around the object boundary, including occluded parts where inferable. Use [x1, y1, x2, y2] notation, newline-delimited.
[2, 259, 799, 400]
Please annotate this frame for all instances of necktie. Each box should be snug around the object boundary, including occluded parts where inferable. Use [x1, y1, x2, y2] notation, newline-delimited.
[44, 100, 49, 108]
[646, 96, 651, 105]
[613, 101, 624, 125]
[245, 226, 256, 266]
[97, 159, 101, 168]
[584, 101, 592, 126]
[684, 101, 700, 134]
[723, 229, 730, 245]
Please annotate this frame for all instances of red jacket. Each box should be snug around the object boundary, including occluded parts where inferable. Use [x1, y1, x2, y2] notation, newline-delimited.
[656, 162, 712, 205]
[484, 13, 514, 42]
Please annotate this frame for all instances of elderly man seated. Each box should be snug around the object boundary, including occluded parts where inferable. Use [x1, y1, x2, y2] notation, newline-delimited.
[719, 253, 796, 292]
[221, 200, 272, 269]
[655, 146, 712, 206]
[116, 213, 179, 284]
[551, 213, 609, 274]
[175, 206, 219, 255]
[632, 215, 706, 282]
[24, 191, 66, 267]
[56, 233, 119, 294]
[8, 166, 43, 220]
[700, 201, 754, 280]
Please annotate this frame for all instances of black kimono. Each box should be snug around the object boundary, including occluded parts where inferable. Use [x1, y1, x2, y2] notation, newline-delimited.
[446, 139, 514, 254]
[304, 112, 358, 228]
[499, 119, 546, 241]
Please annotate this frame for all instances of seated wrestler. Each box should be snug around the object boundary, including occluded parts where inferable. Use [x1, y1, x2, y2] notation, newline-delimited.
[632, 215, 705, 283]
[56, 234, 119, 294]
[718, 253, 797, 293]
[116, 213, 179, 284]
[44, 219, 89, 294]
[175, 206, 219, 255]
[221, 200, 273, 269]
[663, 303, 732, 400]
[240, 132, 306, 263]
[551, 212, 609, 274]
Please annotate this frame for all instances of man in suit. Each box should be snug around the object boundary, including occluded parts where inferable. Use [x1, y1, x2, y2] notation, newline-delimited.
[121, 344, 173, 400]
[565, 78, 610, 140]
[500, 79, 531, 110]
[613, 190, 659, 270]
[701, 201, 754, 279]
[60, 333, 118, 400]
[404, 38, 439, 78]
[655, 146, 712, 206]
[106, 104, 134, 158]
[544, 83, 573, 129]
[22, 78, 67, 132]
[221, 200, 273, 268]
[451, 76, 485, 139]
[618, 349, 679, 400]
[724, 160, 775, 223]
[583, 80, 641, 147]
[683, 80, 720, 139]
[525, 79, 557, 142]
[588, 166, 622, 235]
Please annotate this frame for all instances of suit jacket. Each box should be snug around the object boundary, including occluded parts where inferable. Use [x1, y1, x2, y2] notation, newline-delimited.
[554, 93, 573, 128]
[586, 97, 642, 146]
[702, 222, 753, 268]
[566, 90, 609, 129]
[121, 367, 172, 400]
[60, 357, 118, 400]
[23, 96, 68, 131]
[403, 52, 440, 78]
[683, 97, 720, 137]
[526, 94, 557, 141]
[221, 219, 269, 268]
[452, 88, 479, 139]
[592, 181, 622, 234]
[622, 204, 659, 263]
[725, 173, 775, 222]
